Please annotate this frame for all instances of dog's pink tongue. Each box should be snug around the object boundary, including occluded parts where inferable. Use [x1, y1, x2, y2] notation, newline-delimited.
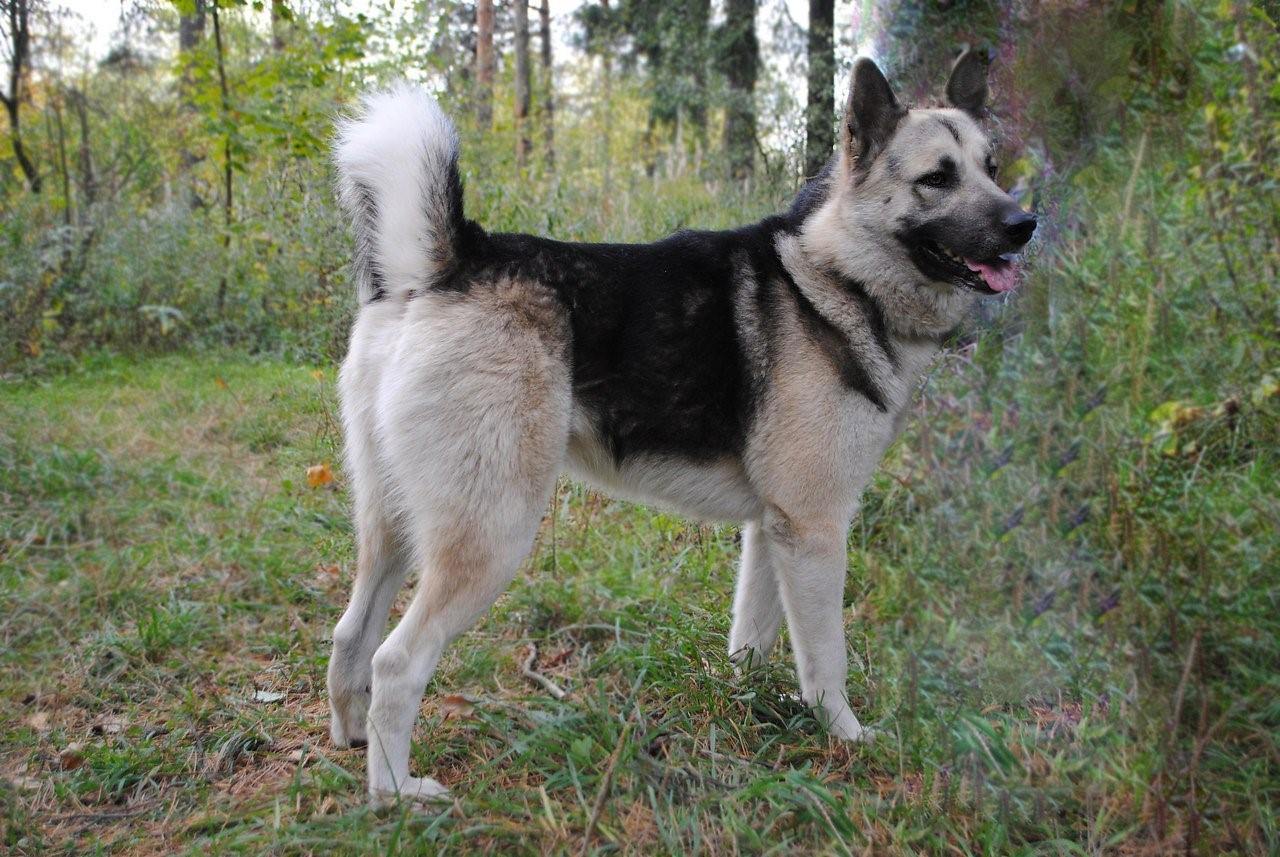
[964, 258, 1020, 293]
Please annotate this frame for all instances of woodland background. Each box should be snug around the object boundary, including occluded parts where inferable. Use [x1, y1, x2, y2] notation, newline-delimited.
[1, 0, 1277, 854]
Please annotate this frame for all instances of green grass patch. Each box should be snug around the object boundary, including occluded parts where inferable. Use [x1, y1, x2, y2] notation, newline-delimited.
[1, 321, 1275, 856]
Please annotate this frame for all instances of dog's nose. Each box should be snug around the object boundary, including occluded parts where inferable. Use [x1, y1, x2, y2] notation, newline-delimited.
[1003, 210, 1037, 245]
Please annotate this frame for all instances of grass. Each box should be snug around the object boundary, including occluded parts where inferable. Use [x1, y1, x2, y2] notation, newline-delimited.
[2, 125, 1278, 853]
[1, 337, 1275, 855]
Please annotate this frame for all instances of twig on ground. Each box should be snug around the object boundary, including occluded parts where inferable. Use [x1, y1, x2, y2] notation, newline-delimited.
[581, 720, 632, 852]
[521, 643, 567, 699]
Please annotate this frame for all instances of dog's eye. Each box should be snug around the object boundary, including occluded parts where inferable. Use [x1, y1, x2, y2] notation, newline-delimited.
[985, 159, 999, 179]
[917, 170, 950, 189]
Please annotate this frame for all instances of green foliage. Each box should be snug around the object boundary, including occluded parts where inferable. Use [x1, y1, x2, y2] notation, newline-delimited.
[1, 1, 810, 370]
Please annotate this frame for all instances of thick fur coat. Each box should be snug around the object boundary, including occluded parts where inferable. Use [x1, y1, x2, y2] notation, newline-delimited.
[327, 51, 1036, 805]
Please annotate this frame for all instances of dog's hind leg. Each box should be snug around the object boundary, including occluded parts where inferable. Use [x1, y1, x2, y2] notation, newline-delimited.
[361, 288, 570, 807]
[329, 310, 414, 750]
[728, 521, 785, 669]
[364, 458, 565, 805]
[328, 499, 410, 749]
[364, 516, 546, 806]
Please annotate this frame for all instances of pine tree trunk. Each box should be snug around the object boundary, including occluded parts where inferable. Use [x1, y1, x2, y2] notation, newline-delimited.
[723, 0, 758, 181]
[539, 0, 554, 171]
[476, 0, 495, 129]
[601, 0, 613, 198]
[804, 0, 835, 178]
[211, 1, 234, 314]
[514, 0, 532, 170]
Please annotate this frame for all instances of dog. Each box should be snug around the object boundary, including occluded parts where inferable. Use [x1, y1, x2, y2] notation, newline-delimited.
[327, 49, 1036, 806]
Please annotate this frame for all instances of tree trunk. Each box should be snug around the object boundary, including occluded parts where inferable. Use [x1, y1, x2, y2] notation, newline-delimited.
[46, 95, 71, 226]
[211, 0, 234, 313]
[475, 0, 495, 129]
[2, 0, 40, 192]
[179, 0, 206, 58]
[723, 0, 758, 181]
[270, 0, 288, 51]
[514, 0, 532, 170]
[539, 0, 554, 171]
[688, 0, 711, 152]
[178, 0, 206, 207]
[804, 0, 835, 178]
[67, 88, 95, 209]
[178, 0, 206, 102]
[600, 0, 613, 198]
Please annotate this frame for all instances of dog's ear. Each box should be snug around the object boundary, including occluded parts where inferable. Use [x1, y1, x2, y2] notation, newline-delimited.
[945, 47, 989, 117]
[842, 58, 905, 168]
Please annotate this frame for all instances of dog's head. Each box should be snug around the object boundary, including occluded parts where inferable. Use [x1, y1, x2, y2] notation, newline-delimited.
[798, 50, 1037, 333]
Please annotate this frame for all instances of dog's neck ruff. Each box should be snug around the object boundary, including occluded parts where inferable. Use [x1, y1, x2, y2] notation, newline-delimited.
[771, 230, 953, 419]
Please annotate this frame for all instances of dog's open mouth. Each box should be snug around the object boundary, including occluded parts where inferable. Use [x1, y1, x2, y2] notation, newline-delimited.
[913, 240, 1021, 294]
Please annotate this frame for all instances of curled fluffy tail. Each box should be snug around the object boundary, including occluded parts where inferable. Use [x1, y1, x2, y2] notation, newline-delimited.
[334, 83, 465, 304]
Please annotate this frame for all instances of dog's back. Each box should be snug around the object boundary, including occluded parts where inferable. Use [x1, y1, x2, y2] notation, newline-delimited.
[332, 87, 787, 519]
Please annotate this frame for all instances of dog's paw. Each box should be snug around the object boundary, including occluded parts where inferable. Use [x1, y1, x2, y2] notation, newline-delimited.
[329, 716, 368, 749]
[329, 693, 370, 748]
[815, 703, 877, 744]
[370, 776, 451, 811]
[728, 644, 770, 677]
[834, 723, 878, 744]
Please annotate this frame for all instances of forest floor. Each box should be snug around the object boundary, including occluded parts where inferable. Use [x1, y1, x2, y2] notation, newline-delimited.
[0, 354, 1275, 855]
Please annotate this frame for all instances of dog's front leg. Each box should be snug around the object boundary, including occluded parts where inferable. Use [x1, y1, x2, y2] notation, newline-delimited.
[764, 509, 869, 742]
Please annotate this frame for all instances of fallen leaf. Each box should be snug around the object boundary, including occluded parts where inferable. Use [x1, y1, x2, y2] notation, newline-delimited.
[439, 694, 476, 721]
[58, 742, 86, 771]
[253, 689, 286, 704]
[306, 463, 334, 488]
[214, 376, 229, 390]
[541, 646, 575, 668]
[26, 711, 51, 732]
[310, 369, 325, 381]
[871, 775, 897, 798]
